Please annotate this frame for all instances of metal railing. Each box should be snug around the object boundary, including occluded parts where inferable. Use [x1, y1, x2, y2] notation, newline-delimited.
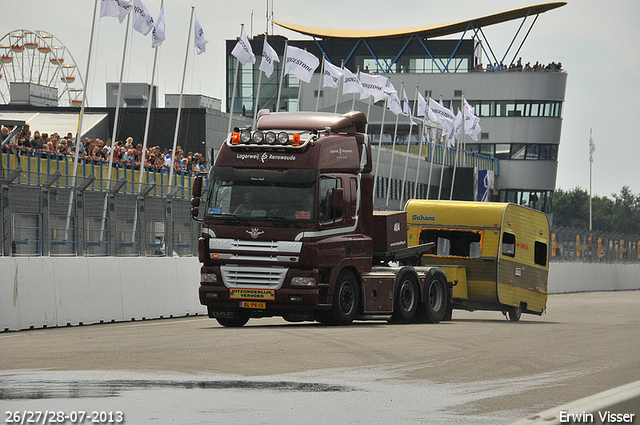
[550, 226, 640, 264]
[1, 164, 203, 257]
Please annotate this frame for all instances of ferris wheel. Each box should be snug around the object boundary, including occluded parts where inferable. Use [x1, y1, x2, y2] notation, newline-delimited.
[0, 29, 84, 107]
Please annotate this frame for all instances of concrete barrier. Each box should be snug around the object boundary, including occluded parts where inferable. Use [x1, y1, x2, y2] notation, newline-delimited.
[1, 257, 204, 331]
[2, 259, 640, 331]
[549, 263, 640, 293]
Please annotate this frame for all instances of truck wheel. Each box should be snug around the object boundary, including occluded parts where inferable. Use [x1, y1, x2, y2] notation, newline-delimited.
[507, 305, 522, 322]
[216, 311, 250, 327]
[389, 274, 419, 323]
[331, 270, 359, 325]
[418, 274, 447, 323]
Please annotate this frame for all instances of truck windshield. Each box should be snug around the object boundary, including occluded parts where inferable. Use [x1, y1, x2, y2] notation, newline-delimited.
[206, 179, 316, 222]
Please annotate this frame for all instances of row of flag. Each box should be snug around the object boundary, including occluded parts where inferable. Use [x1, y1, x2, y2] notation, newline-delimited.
[100, 0, 208, 53]
[100, 0, 482, 147]
[230, 26, 481, 144]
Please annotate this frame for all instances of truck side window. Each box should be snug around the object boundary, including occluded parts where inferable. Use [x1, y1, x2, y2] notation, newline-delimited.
[502, 232, 516, 257]
[535, 241, 548, 266]
[319, 177, 342, 223]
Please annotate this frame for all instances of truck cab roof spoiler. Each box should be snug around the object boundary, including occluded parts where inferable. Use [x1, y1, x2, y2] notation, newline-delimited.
[257, 110, 367, 134]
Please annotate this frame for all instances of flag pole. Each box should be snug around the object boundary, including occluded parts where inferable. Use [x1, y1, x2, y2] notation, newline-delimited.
[372, 89, 388, 198]
[399, 85, 419, 207]
[437, 96, 446, 200]
[315, 53, 325, 112]
[385, 82, 403, 207]
[413, 118, 426, 199]
[275, 40, 288, 112]
[253, 32, 268, 129]
[132, 0, 163, 244]
[253, 32, 267, 128]
[450, 96, 463, 200]
[65, 0, 99, 242]
[227, 24, 244, 134]
[334, 59, 343, 114]
[100, 10, 132, 242]
[139, 1, 162, 190]
[168, 7, 195, 192]
[352, 66, 359, 111]
[589, 128, 593, 231]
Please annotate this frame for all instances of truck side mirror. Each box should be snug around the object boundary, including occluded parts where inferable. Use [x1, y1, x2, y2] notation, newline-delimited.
[191, 175, 203, 220]
[192, 175, 203, 198]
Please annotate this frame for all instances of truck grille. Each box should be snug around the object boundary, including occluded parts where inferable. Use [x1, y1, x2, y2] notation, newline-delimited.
[220, 265, 287, 290]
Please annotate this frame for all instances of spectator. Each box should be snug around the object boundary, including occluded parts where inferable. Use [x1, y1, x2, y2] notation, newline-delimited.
[30, 130, 43, 151]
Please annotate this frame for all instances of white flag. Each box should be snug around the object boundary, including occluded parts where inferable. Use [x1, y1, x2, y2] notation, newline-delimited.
[101, 0, 131, 23]
[231, 26, 255, 65]
[258, 38, 279, 78]
[151, 5, 165, 48]
[467, 116, 481, 141]
[323, 58, 344, 89]
[589, 133, 596, 163]
[417, 92, 428, 117]
[445, 110, 463, 146]
[359, 72, 387, 102]
[463, 98, 481, 140]
[284, 46, 319, 83]
[427, 97, 455, 125]
[385, 83, 402, 115]
[342, 67, 361, 95]
[133, 0, 154, 36]
[403, 89, 416, 125]
[194, 13, 208, 55]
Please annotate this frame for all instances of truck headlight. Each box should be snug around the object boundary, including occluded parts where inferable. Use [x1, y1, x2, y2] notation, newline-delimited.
[291, 277, 316, 286]
[202, 273, 218, 283]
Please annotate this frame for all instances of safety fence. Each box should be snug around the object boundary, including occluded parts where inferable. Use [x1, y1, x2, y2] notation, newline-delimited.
[550, 226, 640, 264]
[1, 150, 203, 198]
[376, 139, 500, 175]
[1, 165, 204, 257]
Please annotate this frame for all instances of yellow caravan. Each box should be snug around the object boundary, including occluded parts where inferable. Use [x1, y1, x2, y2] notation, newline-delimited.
[405, 200, 549, 321]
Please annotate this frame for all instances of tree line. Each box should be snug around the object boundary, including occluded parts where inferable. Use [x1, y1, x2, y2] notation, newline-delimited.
[552, 186, 640, 234]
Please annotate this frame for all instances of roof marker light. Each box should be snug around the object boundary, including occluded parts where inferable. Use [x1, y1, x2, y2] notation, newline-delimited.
[292, 133, 301, 146]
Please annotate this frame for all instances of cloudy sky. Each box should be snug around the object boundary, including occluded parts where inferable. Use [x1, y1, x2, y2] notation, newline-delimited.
[5, 0, 640, 197]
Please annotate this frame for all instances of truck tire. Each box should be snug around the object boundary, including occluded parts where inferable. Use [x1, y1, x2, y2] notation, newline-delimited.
[418, 273, 448, 323]
[389, 273, 419, 323]
[216, 311, 250, 327]
[330, 270, 360, 326]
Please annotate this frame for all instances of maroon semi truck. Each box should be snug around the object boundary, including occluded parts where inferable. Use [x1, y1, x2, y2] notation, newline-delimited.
[190, 110, 451, 327]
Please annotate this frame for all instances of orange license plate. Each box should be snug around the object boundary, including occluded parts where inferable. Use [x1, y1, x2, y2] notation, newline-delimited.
[240, 301, 266, 309]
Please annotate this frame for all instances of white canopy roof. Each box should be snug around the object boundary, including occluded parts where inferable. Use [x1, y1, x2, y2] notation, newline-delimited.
[0, 111, 107, 137]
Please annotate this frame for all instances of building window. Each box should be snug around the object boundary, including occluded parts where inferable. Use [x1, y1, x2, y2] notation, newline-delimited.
[499, 190, 553, 213]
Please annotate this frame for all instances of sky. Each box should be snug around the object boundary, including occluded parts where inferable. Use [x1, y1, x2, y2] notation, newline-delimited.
[4, 0, 640, 198]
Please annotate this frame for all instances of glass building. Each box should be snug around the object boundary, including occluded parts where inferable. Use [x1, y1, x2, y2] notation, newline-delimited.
[225, 3, 567, 215]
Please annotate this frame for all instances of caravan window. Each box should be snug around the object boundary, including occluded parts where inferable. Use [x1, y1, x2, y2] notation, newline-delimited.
[419, 229, 481, 258]
[535, 241, 548, 266]
[502, 232, 516, 257]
